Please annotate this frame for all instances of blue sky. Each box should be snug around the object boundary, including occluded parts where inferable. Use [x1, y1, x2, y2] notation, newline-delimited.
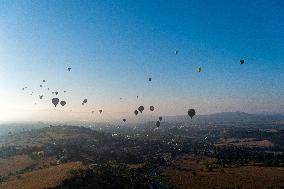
[0, 0, 283, 122]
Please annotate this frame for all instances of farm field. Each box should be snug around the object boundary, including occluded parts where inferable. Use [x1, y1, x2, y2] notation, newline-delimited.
[0, 161, 83, 189]
[162, 155, 284, 189]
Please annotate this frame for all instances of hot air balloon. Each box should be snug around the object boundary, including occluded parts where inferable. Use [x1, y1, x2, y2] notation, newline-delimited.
[148, 78, 152, 82]
[99, 110, 102, 114]
[134, 110, 139, 115]
[43, 80, 46, 82]
[156, 121, 160, 127]
[198, 67, 202, 73]
[150, 106, 154, 111]
[60, 101, 66, 106]
[40, 85, 42, 87]
[122, 119, 126, 122]
[55, 92, 58, 95]
[188, 109, 196, 119]
[67, 67, 71, 71]
[64, 91, 66, 93]
[52, 98, 59, 107]
[138, 106, 144, 113]
[83, 99, 87, 104]
[240, 59, 245, 64]
[175, 49, 179, 55]
[39, 95, 43, 99]
[158, 116, 162, 121]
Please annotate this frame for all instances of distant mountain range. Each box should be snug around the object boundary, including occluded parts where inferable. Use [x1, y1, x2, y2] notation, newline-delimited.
[163, 112, 284, 124]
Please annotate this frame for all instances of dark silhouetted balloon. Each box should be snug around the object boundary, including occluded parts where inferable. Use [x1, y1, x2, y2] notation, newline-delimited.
[22, 88, 24, 90]
[67, 67, 71, 71]
[188, 109, 196, 119]
[64, 91, 66, 93]
[60, 101, 66, 107]
[175, 49, 179, 55]
[150, 106, 154, 111]
[43, 80, 46, 82]
[138, 106, 144, 113]
[198, 67, 202, 73]
[55, 92, 58, 95]
[52, 98, 59, 107]
[148, 78, 152, 82]
[156, 121, 160, 127]
[40, 85, 42, 87]
[134, 110, 139, 115]
[159, 116, 162, 121]
[240, 59, 245, 64]
[39, 95, 43, 99]
[122, 119, 126, 122]
[99, 110, 102, 114]
[83, 99, 87, 104]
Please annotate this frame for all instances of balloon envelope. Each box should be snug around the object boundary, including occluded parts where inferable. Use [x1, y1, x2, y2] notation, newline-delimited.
[138, 106, 144, 113]
[134, 110, 139, 115]
[156, 121, 160, 127]
[52, 98, 59, 107]
[60, 101, 66, 106]
[188, 109, 196, 119]
[150, 106, 154, 111]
